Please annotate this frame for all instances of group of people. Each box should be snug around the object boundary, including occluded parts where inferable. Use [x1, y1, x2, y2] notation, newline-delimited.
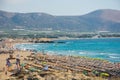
[5, 54, 20, 75]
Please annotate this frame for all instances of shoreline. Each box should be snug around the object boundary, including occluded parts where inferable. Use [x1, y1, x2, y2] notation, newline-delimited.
[0, 38, 120, 80]
[13, 43, 112, 63]
[53, 37, 120, 40]
[13, 38, 120, 63]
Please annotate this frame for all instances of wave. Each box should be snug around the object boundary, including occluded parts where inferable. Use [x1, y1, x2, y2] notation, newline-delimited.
[79, 51, 88, 55]
[100, 53, 105, 55]
[109, 56, 120, 59]
[14, 39, 120, 62]
[108, 53, 119, 56]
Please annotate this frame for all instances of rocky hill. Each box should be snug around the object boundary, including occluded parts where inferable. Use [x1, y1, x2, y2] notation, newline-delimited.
[0, 9, 120, 32]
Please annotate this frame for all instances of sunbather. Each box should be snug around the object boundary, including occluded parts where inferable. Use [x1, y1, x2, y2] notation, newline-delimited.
[42, 65, 48, 71]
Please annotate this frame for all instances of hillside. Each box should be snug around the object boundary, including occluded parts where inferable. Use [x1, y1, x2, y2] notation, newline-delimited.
[0, 9, 120, 32]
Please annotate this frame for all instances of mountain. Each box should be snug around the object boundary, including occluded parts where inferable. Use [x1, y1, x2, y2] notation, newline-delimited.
[0, 9, 120, 32]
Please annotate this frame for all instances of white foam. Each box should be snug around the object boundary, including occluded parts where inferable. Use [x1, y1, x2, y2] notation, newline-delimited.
[100, 53, 105, 55]
[108, 54, 118, 56]
[32, 45, 39, 47]
[79, 52, 86, 54]
[109, 56, 120, 59]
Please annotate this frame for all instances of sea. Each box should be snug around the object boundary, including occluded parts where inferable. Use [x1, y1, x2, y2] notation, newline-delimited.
[15, 38, 120, 62]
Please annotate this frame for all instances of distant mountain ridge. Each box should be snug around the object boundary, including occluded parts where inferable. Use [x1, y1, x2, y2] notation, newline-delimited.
[0, 9, 120, 32]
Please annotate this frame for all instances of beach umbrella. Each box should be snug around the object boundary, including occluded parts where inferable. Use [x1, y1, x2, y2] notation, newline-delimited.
[83, 70, 88, 76]
[20, 63, 26, 67]
[29, 67, 38, 72]
[100, 72, 109, 77]
[92, 70, 99, 76]
[42, 61, 47, 65]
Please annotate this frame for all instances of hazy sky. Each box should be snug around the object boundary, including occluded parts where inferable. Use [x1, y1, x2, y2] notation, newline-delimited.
[0, 0, 120, 15]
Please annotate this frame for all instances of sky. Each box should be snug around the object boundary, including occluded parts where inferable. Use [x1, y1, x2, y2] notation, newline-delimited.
[0, 0, 120, 16]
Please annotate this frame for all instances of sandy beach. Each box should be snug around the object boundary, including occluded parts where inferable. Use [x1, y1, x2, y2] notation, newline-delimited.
[0, 38, 120, 80]
[0, 50, 30, 79]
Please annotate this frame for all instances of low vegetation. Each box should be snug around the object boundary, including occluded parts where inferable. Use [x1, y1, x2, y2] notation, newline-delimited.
[0, 29, 120, 39]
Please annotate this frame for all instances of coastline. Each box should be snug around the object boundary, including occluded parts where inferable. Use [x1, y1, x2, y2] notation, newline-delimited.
[14, 38, 120, 63]
[0, 38, 120, 80]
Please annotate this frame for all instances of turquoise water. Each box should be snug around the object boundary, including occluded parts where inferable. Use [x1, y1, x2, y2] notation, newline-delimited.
[15, 38, 120, 62]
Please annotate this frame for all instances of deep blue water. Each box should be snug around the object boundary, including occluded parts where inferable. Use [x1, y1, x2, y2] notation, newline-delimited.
[15, 38, 120, 62]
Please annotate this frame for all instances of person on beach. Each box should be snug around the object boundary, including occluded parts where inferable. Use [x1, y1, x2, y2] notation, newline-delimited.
[16, 58, 20, 71]
[5, 58, 11, 75]
[16, 54, 20, 70]
[42, 65, 48, 71]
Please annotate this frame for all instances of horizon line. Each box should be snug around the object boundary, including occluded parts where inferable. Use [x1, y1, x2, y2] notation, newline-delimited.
[0, 8, 120, 16]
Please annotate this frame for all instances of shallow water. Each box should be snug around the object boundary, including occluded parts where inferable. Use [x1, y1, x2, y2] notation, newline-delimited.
[15, 38, 120, 62]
